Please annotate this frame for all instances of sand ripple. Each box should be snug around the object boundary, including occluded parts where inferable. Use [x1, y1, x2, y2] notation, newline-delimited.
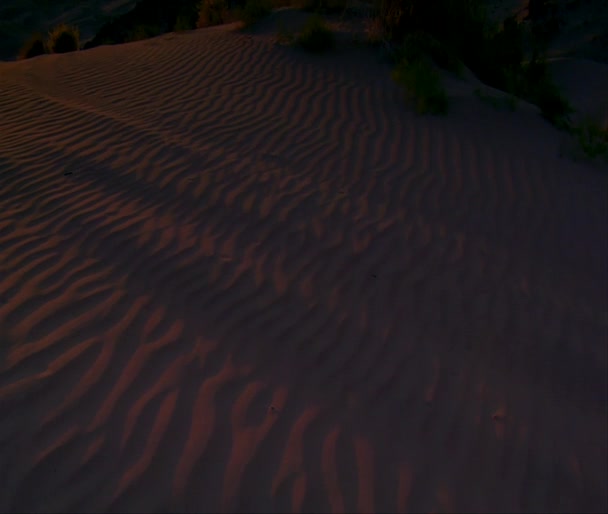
[0, 23, 606, 513]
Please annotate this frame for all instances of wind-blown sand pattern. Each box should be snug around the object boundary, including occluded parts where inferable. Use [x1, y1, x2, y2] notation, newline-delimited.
[0, 21, 607, 513]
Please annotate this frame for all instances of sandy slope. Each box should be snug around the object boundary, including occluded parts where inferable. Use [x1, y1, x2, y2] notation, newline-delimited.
[0, 19, 607, 513]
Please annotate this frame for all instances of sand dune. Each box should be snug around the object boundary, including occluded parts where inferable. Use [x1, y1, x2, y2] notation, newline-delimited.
[0, 20, 607, 513]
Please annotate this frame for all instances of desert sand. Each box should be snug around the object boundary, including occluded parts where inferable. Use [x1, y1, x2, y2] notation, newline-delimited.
[0, 7, 607, 513]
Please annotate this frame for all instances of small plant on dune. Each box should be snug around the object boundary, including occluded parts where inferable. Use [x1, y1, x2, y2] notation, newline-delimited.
[47, 24, 80, 53]
[18, 33, 47, 59]
[297, 14, 335, 53]
[392, 56, 448, 115]
[197, 0, 232, 28]
[519, 53, 574, 128]
[573, 118, 608, 161]
[234, 0, 273, 27]
[534, 83, 574, 128]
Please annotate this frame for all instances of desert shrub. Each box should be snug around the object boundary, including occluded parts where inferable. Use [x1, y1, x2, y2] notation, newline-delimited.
[395, 31, 463, 74]
[18, 33, 47, 59]
[47, 24, 80, 53]
[452, 14, 528, 94]
[85, 0, 201, 48]
[573, 119, 608, 160]
[372, 0, 571, 128]
[197, 0, 232, 27]
[297, 14, 335, 53]
[475, 33, 572, 127]
[375, 0, 487, 55]
[392, 57, 448, 115]
[234, 0, 272, 27]
[517, 54, 573, 127]
[534, 82, 573, 127]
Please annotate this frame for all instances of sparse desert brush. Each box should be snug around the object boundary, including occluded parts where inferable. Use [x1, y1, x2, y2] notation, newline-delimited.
[374, 0, 487, 53]
[475, 15, 525, 88]
[392, 57, 448, 115]
[297, 14, 335, 53]
[534, 83, 573, 128]
[234, 0, 273, 27]
[18, 33, 47, 59]
[197, 0, 232, 28]
[559, 117, 608, 166]
[47, 24, 80, 53]
[573, 118, 608, 161]
[397, 31, 463, 75]
[518, 54, 573, 128]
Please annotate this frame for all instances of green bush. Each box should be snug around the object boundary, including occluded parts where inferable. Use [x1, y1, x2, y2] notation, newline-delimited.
[519, 54, 574, 127]
[297, 15, 335, 53]
[47, 24, 80, 53]
[392, 57, 448, 115]
[18, 33, 47, 59]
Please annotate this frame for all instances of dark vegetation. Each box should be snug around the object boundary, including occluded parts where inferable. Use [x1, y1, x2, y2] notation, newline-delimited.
[15, 0, 606, 162]
[296, 14, 335, 53]
[47, 24, 80, 53]
[81, 0, 272, 47]
[83, 0, 200, 48]
[18, 24, 79, 58]
[379, 0, 574, 125]
[18, 33, 47, 59]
